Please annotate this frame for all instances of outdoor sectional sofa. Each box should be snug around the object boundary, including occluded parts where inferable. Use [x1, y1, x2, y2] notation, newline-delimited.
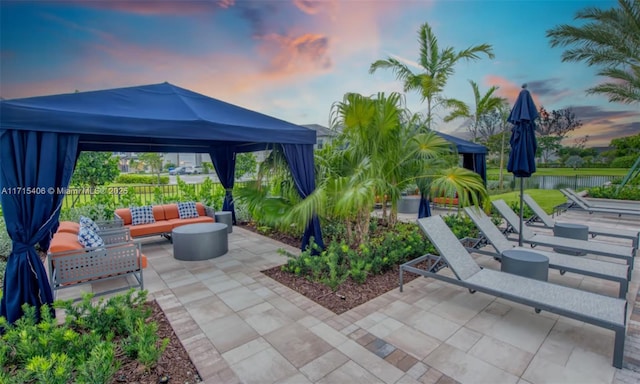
[114, 202, 215, 239]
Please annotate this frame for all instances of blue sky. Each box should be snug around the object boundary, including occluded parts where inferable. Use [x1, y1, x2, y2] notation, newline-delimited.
[1, 0, 637, 147]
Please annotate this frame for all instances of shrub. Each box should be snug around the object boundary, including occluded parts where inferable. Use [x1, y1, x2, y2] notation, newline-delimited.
[441, 214, 480, 239]
[280, 221, 434, 287]
[1, 290, 168, 382]
[610, 155, 639, 168]
[0, 217, 10, 258]
[115, 174, 169, 185]
[588, 185, 640, 201]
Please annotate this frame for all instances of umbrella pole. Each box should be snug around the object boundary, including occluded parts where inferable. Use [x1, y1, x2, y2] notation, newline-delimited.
[519, 177, 524, 246]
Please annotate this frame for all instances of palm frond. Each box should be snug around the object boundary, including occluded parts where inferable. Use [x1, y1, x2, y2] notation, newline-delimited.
[429, 167, 488, 208]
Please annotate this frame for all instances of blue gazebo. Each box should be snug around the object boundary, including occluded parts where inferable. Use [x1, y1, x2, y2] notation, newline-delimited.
[0, 82, 323, 323]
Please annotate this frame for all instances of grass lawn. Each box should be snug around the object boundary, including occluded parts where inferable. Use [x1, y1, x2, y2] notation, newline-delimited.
[487, 168, 630, 177]
[489, 188, 565, 213]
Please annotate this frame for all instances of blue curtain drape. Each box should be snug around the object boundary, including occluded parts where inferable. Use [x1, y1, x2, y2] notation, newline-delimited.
[281, 144, 324, 251]
[463, 153, 487, 184]
[210, 147, 237, 224]
[418, 193, 431, 218]
[0, 130, 78, 323]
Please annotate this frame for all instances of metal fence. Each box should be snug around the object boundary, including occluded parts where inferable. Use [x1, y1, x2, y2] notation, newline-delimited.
[495, 175, 622, 192]
[61, 181, 252, 210]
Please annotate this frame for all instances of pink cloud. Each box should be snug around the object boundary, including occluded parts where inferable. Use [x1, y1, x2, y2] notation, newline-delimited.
[256, 32, 332, 78]
[484, 75, 538, 106]
[292, 0, 326, 15]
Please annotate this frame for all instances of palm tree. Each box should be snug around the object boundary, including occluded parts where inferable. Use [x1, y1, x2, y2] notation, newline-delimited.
[443, 80, 506, 141]
[236, 92, 488, 247]
[546, 0, 640, 104]
[369, 22, 495, 130]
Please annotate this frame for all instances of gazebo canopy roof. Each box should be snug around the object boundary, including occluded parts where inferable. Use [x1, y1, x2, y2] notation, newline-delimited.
[0, 82, 316, 153]
[434, 131, 487, 154]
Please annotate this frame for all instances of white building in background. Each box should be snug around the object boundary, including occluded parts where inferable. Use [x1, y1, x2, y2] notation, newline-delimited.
[113, 123, 336, 172]
[302, 124, 339, 149]
[163, 153, 209, 168]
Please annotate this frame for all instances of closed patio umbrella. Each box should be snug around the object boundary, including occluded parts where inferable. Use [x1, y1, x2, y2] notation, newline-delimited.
[507, 84, 538, 246]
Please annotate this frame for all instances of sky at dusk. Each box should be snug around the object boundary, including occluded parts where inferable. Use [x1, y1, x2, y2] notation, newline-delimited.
[1, 0, 638, 147]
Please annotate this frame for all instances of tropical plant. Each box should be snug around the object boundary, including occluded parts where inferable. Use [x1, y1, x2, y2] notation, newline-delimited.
[443, 80, 506, 141]
[236, 92, 489, 248]
[369, 22, 495, 130]
[476, 101, 511, 145]
[235, 153, 257, 180]
[546, 0, 640, 104]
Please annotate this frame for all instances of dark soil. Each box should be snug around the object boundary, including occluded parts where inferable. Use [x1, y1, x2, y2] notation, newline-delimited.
[262, 264, 424, 314]
[113, 300, 201, 384]
[238, 221, 425, 315]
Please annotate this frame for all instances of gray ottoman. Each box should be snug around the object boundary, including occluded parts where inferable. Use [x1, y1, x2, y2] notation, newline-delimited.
[173, 223, 228, 261]
[501, 249, 549, 281]
[553, 222, 589, 256]
[215, 211, 233, 233]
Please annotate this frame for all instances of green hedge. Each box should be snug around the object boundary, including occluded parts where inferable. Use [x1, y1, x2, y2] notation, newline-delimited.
[610, 155, 639, 168]
[115, 174, 169, 185]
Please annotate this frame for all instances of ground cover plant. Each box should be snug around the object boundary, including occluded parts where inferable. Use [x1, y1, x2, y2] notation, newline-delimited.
[0, 290, 199, 384]
[257, 213, 480, 314]
[588, 185, 640, 201]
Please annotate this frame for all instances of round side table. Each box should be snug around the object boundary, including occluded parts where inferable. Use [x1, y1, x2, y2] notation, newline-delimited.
[553, 222, 589, 256]
[173, 223, 228, 260]
[501, 249, 549, 282]
[215, 211, 233, 233]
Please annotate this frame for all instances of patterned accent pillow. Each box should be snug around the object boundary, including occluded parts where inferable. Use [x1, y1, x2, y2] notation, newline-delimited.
[130, 206, 156, 225]
[177, 201, 199, 219]
[77, 226, 104, 248]
[79, 215, 100, 233]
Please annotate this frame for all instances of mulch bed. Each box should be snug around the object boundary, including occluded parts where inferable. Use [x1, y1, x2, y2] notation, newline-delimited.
[262, 264, 423, 314]
[238, 222, 425, 315]
[113, 300, 201, 384]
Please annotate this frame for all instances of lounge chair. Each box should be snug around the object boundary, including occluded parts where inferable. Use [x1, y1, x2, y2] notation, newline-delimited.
[523, 194, 639, 250]
[463, 206, 629, 298]
[491, 200, 636, 270]
[565, 188, 640, 211]
[399, 215, 627, 368]
[560, 189, 640, 217]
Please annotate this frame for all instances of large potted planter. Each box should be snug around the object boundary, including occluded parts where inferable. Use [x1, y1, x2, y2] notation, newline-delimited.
[398, 194, 421, 214]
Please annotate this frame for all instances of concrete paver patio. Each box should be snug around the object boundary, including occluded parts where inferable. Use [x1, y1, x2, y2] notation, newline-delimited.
[57, 209, 640, 384]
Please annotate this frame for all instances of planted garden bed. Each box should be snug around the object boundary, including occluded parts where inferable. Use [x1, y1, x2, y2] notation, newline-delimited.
[0, 290, 200, 384]
[243, 214, 480, 314]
